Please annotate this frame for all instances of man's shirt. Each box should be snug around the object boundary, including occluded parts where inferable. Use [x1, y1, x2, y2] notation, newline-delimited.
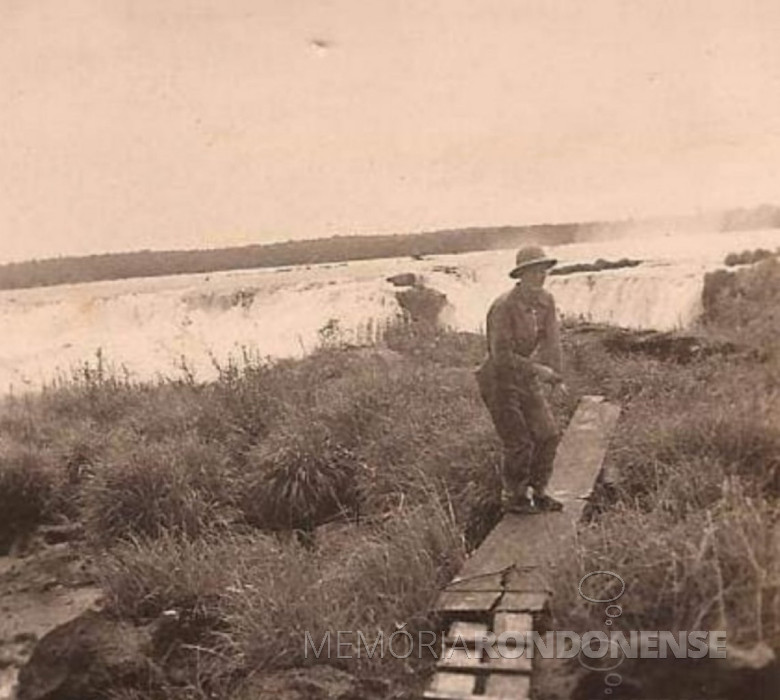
[485, 284, 562, 378]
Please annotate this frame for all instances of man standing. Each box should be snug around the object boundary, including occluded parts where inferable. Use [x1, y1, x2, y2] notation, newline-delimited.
[476, 246, 564, 514]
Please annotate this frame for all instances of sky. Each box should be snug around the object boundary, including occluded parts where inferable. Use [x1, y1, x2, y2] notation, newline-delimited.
[2, 0, 780, 263]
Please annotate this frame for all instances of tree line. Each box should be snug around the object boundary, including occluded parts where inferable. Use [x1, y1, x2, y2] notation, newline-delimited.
[2, 205, 778, 291]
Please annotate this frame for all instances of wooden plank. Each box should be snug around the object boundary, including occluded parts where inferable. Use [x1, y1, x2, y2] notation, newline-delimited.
[493, 613, 533, 638]
[438, 646, 481, 670]
[484, 673, 531, 698]
[435, 590, 501, 614]
[446, 569, 549, 594]
[425, 671, 476, 697]
[445, 621, 491, 646]
[504, 568, 551, 593]
[484, 654, 533, 674]
[550, 396, 621, 499]
[437, 647, 533, 675]
[496, 592, 548, 613]
[457, 517, 547, 578]
[456, 397, 621, 578]
[445, 573, 504, 592]
[425, 397, 620, 700]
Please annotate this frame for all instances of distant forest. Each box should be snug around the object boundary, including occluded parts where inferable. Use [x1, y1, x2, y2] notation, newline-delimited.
[2, 205, 779, 291]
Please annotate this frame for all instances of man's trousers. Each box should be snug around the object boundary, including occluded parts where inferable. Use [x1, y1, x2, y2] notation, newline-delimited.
[476, 359, 560, 498]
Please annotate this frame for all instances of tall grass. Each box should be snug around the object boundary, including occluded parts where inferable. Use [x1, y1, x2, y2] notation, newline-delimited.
[0, 443, 59, 552]
[0, 323, 495, 697]
[545, 259, 780, 697]
[98, 500, 463, 697]
[3, 263, 779, 698]
[703, 256, 780, 353]
[83, 434, 241, 543]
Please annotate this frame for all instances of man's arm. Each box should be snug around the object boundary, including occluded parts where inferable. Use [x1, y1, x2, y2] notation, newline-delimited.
[535, 294, 563, 375]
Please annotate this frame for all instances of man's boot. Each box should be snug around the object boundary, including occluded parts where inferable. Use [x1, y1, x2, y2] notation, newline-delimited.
[532, 491, 564, 512]
[503, 486, 539, 514]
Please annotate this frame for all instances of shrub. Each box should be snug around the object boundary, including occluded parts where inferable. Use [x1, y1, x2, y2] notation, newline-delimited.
[41, 350, 144, 425]
[704, 257, 780, 352]
[610, 400, 780, 511]
[241, 424, 361, 532]
[385, 322, 486, 368]
[549, 258, 642, 276]
[0, 443, 59, 552]
[99, 532, 273, 700]
[724, 247, 776, 267]
[99, 503, 463, 696]
[83, 434, 238, 543]
[549, 494, 779, 697]
[99, 531, 266, 621]
[231, 347, 500, 539]
[222, 502, 463, 677]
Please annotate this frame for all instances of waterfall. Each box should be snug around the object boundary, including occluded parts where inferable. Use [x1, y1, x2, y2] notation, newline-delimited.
[1, 229, 778, 392]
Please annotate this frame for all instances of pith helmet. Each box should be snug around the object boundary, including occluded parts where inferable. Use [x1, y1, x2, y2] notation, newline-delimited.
[509, 246, 557, 278]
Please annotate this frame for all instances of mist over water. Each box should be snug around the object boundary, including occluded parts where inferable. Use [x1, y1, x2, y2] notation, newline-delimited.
[1, 229, 778, 393]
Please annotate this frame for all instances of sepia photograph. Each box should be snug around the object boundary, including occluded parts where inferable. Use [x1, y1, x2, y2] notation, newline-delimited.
[1, 2, 778, 699]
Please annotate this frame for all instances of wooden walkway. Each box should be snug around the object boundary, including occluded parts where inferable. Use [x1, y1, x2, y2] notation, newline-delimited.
[424, 396, 621, 700]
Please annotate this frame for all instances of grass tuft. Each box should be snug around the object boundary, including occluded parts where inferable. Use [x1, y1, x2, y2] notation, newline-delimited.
[84, 435, 238, 543]
[0, 443, 59, 552]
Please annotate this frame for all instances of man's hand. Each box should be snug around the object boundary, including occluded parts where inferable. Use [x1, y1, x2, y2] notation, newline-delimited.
[533, 363, 562, 385]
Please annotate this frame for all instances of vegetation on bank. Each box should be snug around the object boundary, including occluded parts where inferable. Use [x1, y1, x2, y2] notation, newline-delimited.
[724, 247, 778, 267]
[0, 257, 778, 698]
[548, 258, 780, 698]
[0, 324, 505, 698]
[548, 257, 642, 276]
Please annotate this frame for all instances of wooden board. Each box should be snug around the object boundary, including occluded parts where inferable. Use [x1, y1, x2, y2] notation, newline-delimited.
[493, 612, 533, 638]
[445, 573, 504, 592]
[436, 650, 533, 675]
[483, 655, 533, 674]
[424, 671, 476, 697]
[445, 621, 491, 646]
[423, 396, 621, 700]
[456, 396, 621, 578]
[496, 592, 548, 613]
[435, 590, 502, 614]
[504, 569, 552, 593]
[438, 646, 482, 670]
[484, 673, 531, 699]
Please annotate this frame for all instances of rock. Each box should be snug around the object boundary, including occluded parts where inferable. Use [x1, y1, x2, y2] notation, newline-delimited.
[16, 610, 156, 700]
[386, 273, 419, 287]
[395, 287, 448, 325]
[431, 264, 463, 276]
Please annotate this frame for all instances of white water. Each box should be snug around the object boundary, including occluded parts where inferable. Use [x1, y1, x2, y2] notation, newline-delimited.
[1, 228, 778, 392]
